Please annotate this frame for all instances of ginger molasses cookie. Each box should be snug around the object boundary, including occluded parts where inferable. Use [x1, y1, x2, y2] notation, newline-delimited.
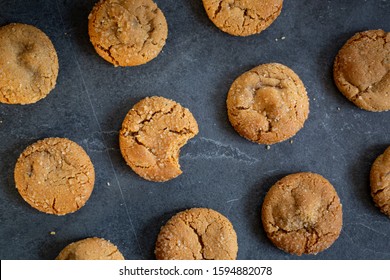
[119, 96, 198, 182]
[0, 23, 59, 104]
[202, 0, 283, 36]
[155, 208, 238, 260]
[370, 146, 390, 216]
[227, 63, 309, 145]
[14, 138, 95, 215]
[56, 237, 125, 260]
[333, 30, 390, 111]
[88, 0, 168, 66]
[262, 172, 343, 256]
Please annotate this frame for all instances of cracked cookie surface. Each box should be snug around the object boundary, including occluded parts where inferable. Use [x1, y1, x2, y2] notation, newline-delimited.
[119, 96, 199, 182]
[262, 172, 343, 256]
[202, 0, 283, 36]
[88, 0, 168, 66]
[14, 138, 95, 215]
[370, 146, 390, 217]
[0, 23, 59, 104]
[227, 63, 309, 145]
[155, 208, 238, 260]
[56, 237, 125, 260]
[333, 30, 390, 111]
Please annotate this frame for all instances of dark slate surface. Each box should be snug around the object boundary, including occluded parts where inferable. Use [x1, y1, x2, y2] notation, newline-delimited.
[0, 0, 389, 260]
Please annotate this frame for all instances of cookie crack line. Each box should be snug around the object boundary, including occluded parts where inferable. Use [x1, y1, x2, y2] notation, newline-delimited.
[213, 1, 223, 18]
[187, 222, 206, 260]
[106, 249, 119, 258]
[372, 187, 388, 197]
[349, 70, 390, 102]
[134, 104, 177, 133]
[95, 43, 120, 66]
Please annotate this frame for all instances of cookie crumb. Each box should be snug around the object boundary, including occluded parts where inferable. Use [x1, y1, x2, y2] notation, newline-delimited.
[290, 140, 294, 144]
[50, 231, 56, 235]
[266, 145, 271, 150]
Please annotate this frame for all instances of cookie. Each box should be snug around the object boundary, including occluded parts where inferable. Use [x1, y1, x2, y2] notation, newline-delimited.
[227, 63, 309, 145]
[119, 96, 199, 182]
[14, 138, 95, 215]
[202, 0, 283, 36]
[56, 237, 125, 260]
[0, 23, 59, 104]
[155, 208, 238, 260]
[333, 30, 390, 112]
[88, 0, 168, 67]
[370, 146, 390, 216]
[261, 172, 343, 256]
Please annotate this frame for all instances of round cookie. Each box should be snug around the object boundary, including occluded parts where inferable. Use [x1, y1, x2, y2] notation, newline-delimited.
[333, 30, 390, 112]
[88, 0, 168, 67]
[14, 138, 95, 215]
[202, 0, 283, 36]
[262, 172, 343, 256]
[119, 96, 199, 182]
[0, 23, 59, 104]
[370, 146, 390, 216]
[155, 208, 238, 260]
[56, 237, 125, 260]
[227, 63, 309, 145]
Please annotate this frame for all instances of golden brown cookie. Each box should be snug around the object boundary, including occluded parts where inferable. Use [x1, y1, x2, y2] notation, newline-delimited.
[14, 138, 95, 215]
[155, 208, 238, 260]
[262, 172, 343, 256]
[202, 0, 283, 36]
[370, 146, 390, 217]
[56, 237, 125, 260]
[333, 30, 390, 112]
[88, 0, 168, 67]
[119, 96, 199, 182]
[227, 63, 309, 145]
[0, 23, 59, 104]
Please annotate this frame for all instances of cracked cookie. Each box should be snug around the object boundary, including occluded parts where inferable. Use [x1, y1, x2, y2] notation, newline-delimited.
[262, 172, 343, 256]
[227, 63, 309, 145]
[202, 0, 283, 36]
[14, 138, 95, 215]
[0, 23, 59, 104]
[56, 237, 125, 260]
[333, 30, 390, 111]
[119, 96, 199, 182]
[88, 0, 168, 66]
[370, 146, 390, 216]
[155, 208, 238, 260]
